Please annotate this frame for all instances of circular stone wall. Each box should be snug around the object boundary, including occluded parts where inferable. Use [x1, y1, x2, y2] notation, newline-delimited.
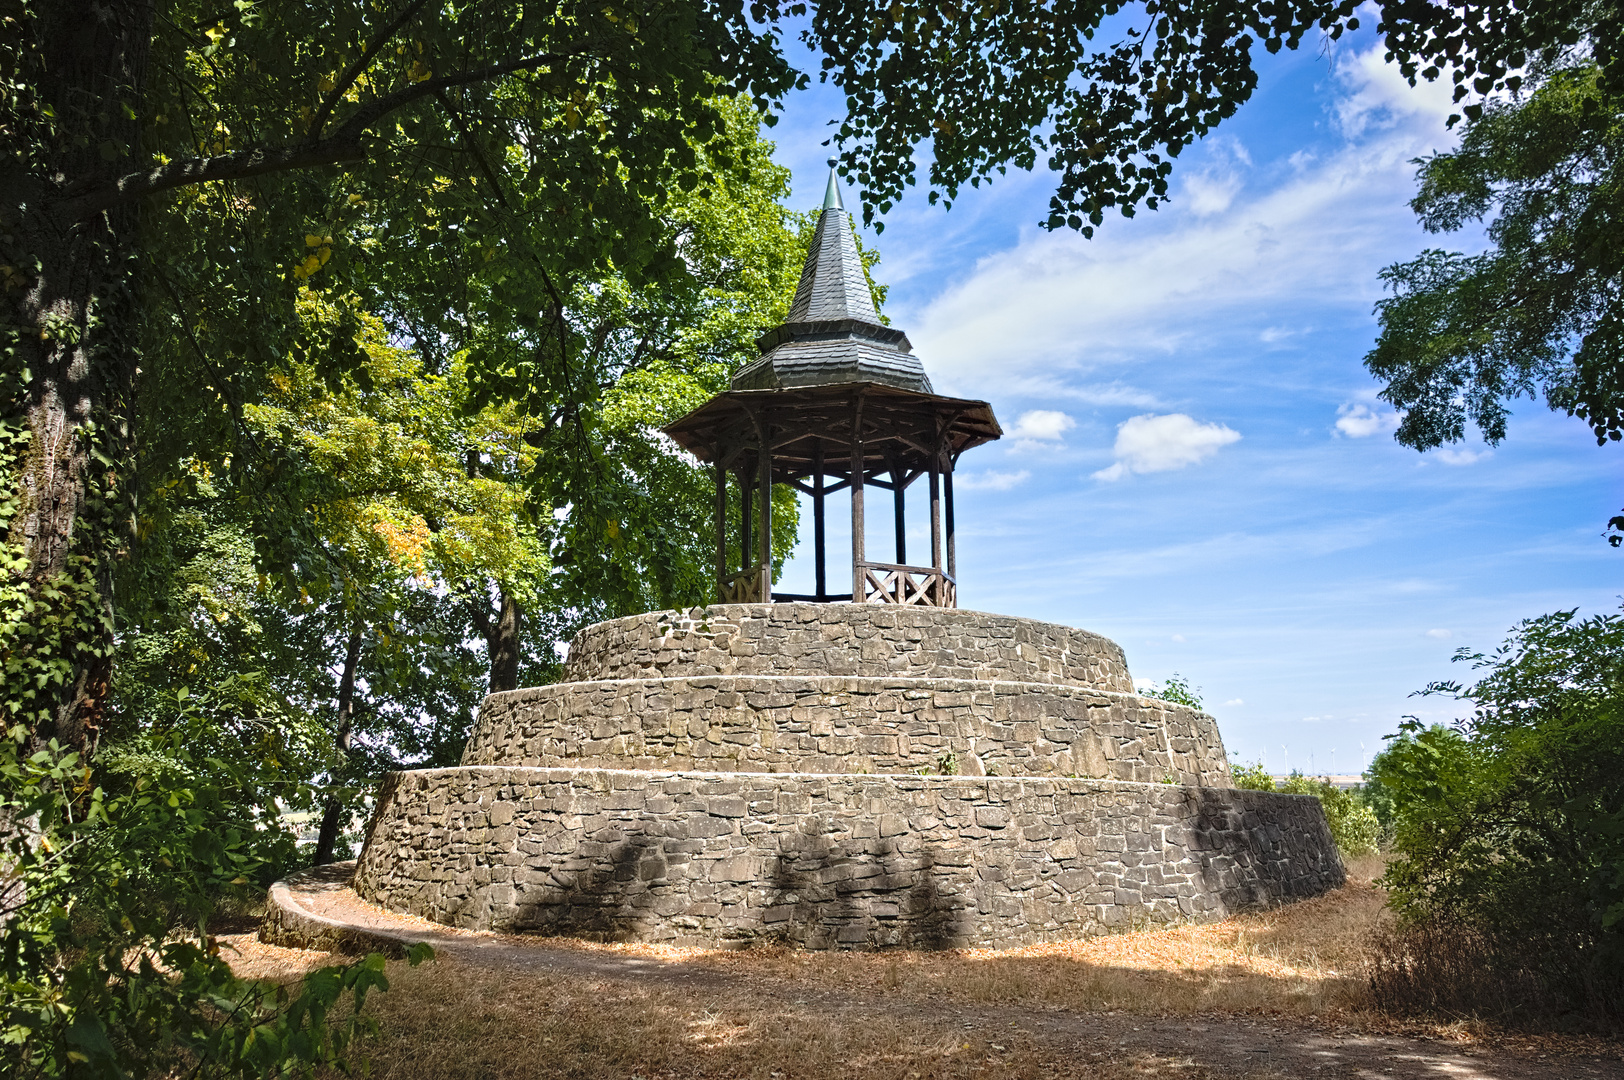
[561, 604, 1135, 691]
[352, 603, 1345, 950]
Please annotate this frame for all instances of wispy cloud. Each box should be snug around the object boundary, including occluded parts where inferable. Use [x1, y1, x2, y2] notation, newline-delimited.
[907, 46, 1463, 403]
[955, 469, 1031, 491]
[1434, 447, 1490, 466]
[1093, 413, 1241, 481]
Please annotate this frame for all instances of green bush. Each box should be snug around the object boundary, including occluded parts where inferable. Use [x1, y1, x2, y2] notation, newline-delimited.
[0, 730, 430, 1077]
[1365, 607, 1624, 1029]
[1229, 759, 1275, 791]
[1139, 673, 1203, 709]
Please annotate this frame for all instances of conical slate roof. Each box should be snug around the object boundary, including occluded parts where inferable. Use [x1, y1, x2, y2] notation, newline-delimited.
[730, 163, 934, 394]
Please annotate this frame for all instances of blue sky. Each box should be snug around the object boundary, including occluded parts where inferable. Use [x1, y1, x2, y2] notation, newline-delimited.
[761, 27, 1622, 776]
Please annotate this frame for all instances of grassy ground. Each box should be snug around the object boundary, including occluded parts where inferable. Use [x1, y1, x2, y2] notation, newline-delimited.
[219, 855, 1624, 1078]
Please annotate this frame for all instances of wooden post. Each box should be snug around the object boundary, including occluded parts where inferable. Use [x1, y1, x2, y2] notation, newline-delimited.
[812, 442, 827, 601]
[757, 427, 773, 602]
[929, 463, 942, 572]
[892, 460, 906, 566]
[741, 467, 753, 576]
[714, 460, 727, 601]
[944, 458, 956, 580]
[850, 396, 865, 601]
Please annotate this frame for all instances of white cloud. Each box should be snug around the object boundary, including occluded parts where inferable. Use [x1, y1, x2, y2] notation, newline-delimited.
[1335, 402, 1400, 438]
[1434, 447, 1489, 466]
[1224, 698, 1245, 707]
[1426, 628, 1452, 639]
[909, 45, 1462, 403]
[1171, 633, 1186, 643]
[1334, 43, 1460, 139]
[1008, 410, 1075, 441]
[1183, 170, 1244, 216]
[954, 468, 1030, 492]
[1092, 413, 1241, 481]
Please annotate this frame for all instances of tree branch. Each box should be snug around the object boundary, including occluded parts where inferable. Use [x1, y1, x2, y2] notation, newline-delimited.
[52, 46, 600, 220]
[311, 0, 437, 139]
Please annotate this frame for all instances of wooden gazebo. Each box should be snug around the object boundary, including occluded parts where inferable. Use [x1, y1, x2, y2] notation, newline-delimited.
[663, 163, 1001, 607]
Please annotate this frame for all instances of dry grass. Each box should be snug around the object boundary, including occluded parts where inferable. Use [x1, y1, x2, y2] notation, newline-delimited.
[217, 859, 1422, 1079]
[337, 959, 1215, 1080]
[517, 855, 1396, 1024]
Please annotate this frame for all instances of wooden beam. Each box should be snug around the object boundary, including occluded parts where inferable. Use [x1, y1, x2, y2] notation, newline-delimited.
[891, 456, 906, 566]
[944, 461, 956, 581]
[930, 463, 942, 573]
[740, 466, 753, 576]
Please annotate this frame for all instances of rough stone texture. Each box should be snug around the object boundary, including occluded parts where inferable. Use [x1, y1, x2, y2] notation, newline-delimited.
[561, 605, 1135, 692]
[354, 767, 1344, 950]
[464, 676, 1231, 786]
[355, 604, 1342, 949]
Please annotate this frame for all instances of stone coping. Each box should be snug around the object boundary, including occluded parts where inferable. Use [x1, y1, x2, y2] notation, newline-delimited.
[467, 675, 1231, 787]
[559, 604, 1134, 692]
[261, 862, 416, 957]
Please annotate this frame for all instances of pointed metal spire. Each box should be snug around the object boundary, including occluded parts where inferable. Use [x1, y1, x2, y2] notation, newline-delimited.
[822, 157, 844, 211]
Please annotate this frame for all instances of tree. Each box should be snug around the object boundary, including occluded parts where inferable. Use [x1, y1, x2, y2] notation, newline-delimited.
[11, 0, 1621, 753]
[1365, 67, 1623, 530]
[2, 0, 799, 754]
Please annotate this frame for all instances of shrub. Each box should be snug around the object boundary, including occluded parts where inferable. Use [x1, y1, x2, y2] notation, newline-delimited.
[1366, 606, 1624, 1030]
[0, 731, 428, 1077]
[1140, 673, 1203, 709]
[1229, 759, 1275, 791]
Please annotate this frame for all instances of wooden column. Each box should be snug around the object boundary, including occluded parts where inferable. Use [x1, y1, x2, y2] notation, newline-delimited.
[850, 396, 865, 601]
[812, 442, 827, 601]
[757, 429, 773, 602]
[892, 460, 906, 565]
[740, 467, 753, 576]
[929, 462, 942, 572]
[944, 459, 956, 580]
[714, 460, 727, 601]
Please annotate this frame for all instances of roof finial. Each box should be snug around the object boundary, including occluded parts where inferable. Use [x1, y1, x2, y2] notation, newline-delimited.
[822, 158, 844, 212]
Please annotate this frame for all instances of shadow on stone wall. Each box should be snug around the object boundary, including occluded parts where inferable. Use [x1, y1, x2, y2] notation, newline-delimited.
[1189, 787, 1345, 913]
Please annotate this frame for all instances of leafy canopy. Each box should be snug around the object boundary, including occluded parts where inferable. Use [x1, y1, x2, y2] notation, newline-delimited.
[1367, 66, 1624, 456]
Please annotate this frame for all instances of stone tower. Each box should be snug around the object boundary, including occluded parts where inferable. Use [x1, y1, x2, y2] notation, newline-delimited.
[351, 168, 1344, 949]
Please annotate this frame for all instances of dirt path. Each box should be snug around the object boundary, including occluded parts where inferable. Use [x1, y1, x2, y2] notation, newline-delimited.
[254, 864, 1624, 1080]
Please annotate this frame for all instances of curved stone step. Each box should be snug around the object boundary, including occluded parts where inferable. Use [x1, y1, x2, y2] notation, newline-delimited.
[354, 766, 1344, 950]
[466, 675, 1231, 786]
[561, 604, 1134, 692]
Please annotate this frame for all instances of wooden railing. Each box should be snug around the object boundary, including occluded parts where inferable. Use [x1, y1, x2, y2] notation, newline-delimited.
[858, 561, 956, 607]
[718, 566, 767, 603]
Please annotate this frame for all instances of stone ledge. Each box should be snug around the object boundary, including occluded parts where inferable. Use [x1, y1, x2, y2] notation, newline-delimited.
[355, 767, 1342, 951]
[468, 675, 1230, 786]
[560, 605, 1135, 692]
[260, 862, 418, 957]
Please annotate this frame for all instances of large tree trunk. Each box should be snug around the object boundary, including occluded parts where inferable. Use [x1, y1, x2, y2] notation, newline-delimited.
[470, 586, 522, 694]
[489, 590, 521, 693]
[313, 625, 364, 866]
[3, 2, 152, 753]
